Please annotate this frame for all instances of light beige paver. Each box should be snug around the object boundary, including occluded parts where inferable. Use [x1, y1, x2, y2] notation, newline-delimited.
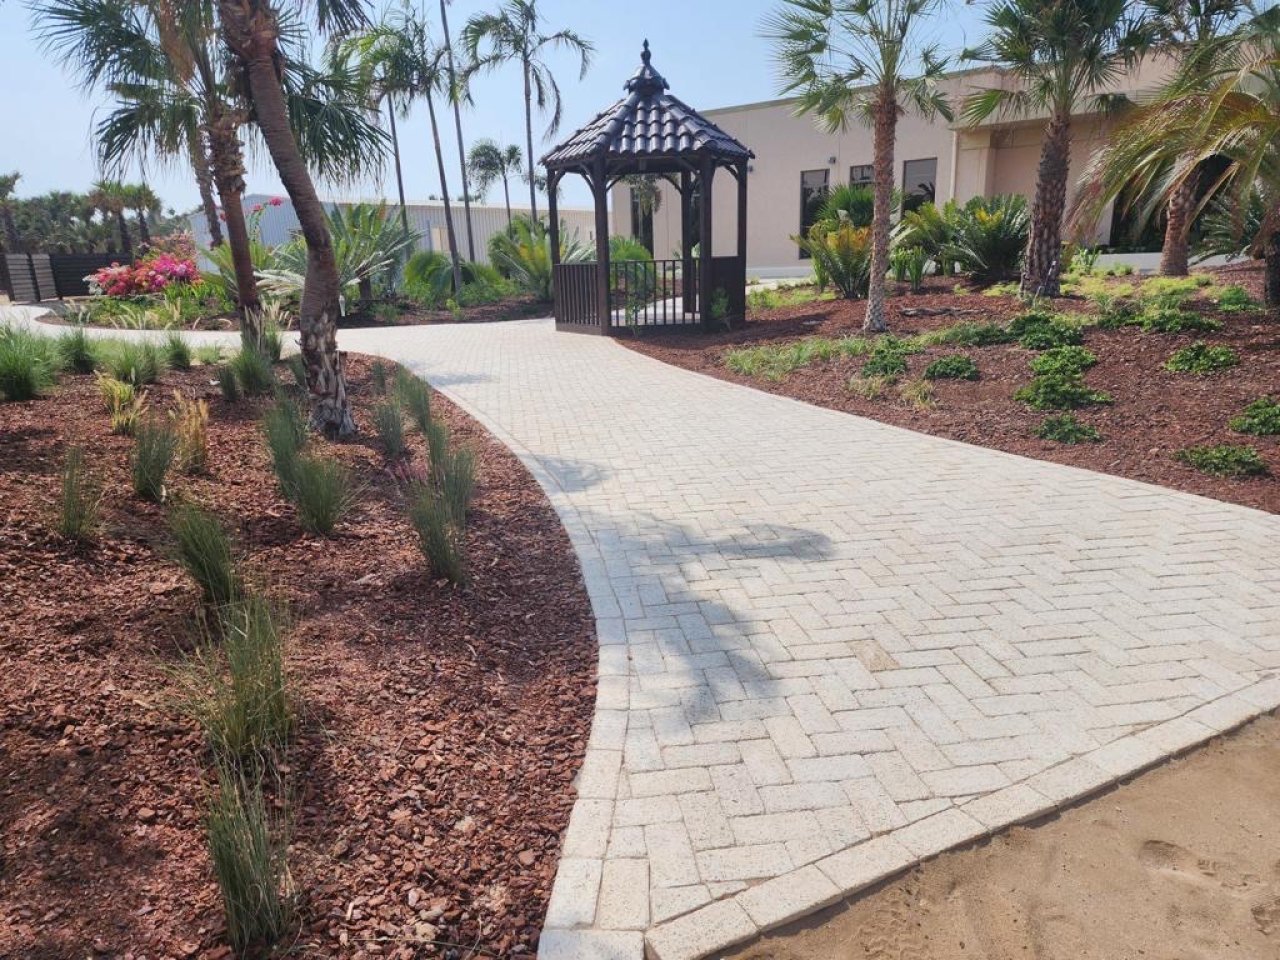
[11, 308, 1280, 960]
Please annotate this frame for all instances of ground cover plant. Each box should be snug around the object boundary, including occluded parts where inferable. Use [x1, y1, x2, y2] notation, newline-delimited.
[1231, 397, 1280, 437]
[1166, 341, 1240, 375]
[1176, 444, 1268, 478]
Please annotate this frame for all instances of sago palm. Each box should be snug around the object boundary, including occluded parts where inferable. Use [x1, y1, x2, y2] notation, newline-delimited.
[462, 0, 593, 222]
[963, 0, 1149, 298]
[767, 0, 953, 332]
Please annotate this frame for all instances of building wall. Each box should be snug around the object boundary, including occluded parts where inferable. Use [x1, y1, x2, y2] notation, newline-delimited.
[610, 59, 1176, 273]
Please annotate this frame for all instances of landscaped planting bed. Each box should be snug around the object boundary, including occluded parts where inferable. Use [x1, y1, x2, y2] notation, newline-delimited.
[629, 263, 1279, 514]
[0, 348, 595, 957]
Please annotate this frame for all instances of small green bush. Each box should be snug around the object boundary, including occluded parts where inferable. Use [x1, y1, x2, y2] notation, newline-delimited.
[930, 322, 1015, 347]
[1135, 305, 1220, 334]
[103, 339, 165, 387]
[57, 446, 100, 540]
[923, 355, 979, 380]
[164, 331, 193, 370]
[1093, 296, 1142, 329]
[372, 399, 407, 459]
[1029, 345, 1097, 378]
[1014, 374, 1112, 410]
[0, 327, 56, 400]
[290, 455, 356, 535]
[1214, 284, 1260, 313]
[1165, 341, 1239, 375]
[230, 347, 275, 396]
[262, 399, 307, 496]
[130, 420, 178, 501]
[1036, 413, 1102, 444]
[394, 369, 433, 433]
[171, 502, 239, 607]
[216, 364, 241, 402]
[1230, 396, 1280, 436]
[1009, 310, 1083, 350]
[1142, 275, 1204, 305]
[408, 482, 466, 584]
[56, 328, 98, 374]
[860, 336, 920, 379]
[1176, 444, 1267, 478]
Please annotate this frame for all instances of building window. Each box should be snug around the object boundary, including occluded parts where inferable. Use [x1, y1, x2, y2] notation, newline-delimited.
[901, 158, 937, 213]
[849, 164, 873, 186]
[799, 169, 830, 258]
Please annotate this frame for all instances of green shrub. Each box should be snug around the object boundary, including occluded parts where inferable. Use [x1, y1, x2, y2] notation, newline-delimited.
[205, 759, 291, 953]
[164, 331, 192, 370]
[170, 503, 239, 607]
[229, 346, 275, 396]
[890, 245, 928, 292]
[796, 221, 873, 299]
[1135, 305, 1220, 334]
[102, 339, 165, 387]
[57, 446, 100, 540]
[372, 399, 407, 459]
[1176, 444, 1267, 478]
[0, 327, 56, 400]
[1029, 345, 1097, 378]
[1230, 396, 1280, 436]
[408, 482, 466, 584]
[486, 215, 592, 301]
[1014, 375, 1112, 410]
[1036, 413, 1102, 444]
[290, 455, 355, 535]
[57, 328, 98, 374]
[262, 399, 307, 497]
[860, 336, 921, 379]
[1141, 275, 1204, 305]
[394, 368, 433, 433]
[923, 355, 979, 380]
[1214, 284, 1260, 313]
[216, 364, 241, 402]
[1009, 310, 1083, 350]
[130, 420, 178, 502]
[1165, 341, 1239, 375]
[929, 322, 1014, 347]
[942, 194, 1030, 282]
[1094, 295, 1142, 329]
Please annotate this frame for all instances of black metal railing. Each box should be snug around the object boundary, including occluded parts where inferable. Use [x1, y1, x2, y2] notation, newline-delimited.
[552, 261, 598, 327]
[609, 258, 698, 328]
[552, 255, 745, 333]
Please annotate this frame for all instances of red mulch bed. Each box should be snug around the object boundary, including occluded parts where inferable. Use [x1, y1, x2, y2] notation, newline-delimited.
[0, 356, 596, 959]
[626, 263, 1280, 515]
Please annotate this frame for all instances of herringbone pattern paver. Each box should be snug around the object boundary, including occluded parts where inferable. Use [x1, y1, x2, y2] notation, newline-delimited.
[12, 308, 1280, 960]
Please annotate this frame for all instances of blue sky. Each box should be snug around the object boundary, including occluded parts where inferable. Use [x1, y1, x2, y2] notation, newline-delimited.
[0, 0, 988, 212]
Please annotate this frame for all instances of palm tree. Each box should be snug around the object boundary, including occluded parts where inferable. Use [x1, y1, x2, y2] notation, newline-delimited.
[461, 0, 593, 222]
[467, 139, 522, 224]
[767, 0, 953, 332]
[89, 179, 133, 255]
[438, 0, 475, 260]
[349, 6, 464, 293]
[122, 182, 161, 247]
[0, 172, 20, 253]
[337, 34, 410, 231]
[1075, 13, 1280, 306]
[963, 0, 1149, 298]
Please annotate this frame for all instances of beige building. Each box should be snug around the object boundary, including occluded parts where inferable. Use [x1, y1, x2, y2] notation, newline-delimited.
[609, 59, 1174, 274]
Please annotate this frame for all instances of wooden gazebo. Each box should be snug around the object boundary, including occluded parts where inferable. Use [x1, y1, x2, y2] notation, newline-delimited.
[542, 41, 754, 335]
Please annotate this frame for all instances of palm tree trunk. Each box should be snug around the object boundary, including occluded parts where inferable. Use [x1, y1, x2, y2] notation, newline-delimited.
[387, 95, 409, 233]
[116, 210, 134, 257]
[1022, 111, 1071, 299]
[502, 174, 512, 226]
[865, 86, 897, 333]
[1265, 228, 1280, 310]
[189, 128, 224, 247]
[205, 109, 261, 322]
[1160, 176, 1194, 276]
[223, 4, 353, 436]
[136, 209, 152, 248]
[439, 0, 475, 261]
[426, 91, 465, 295]
[523, 58, 537, 222]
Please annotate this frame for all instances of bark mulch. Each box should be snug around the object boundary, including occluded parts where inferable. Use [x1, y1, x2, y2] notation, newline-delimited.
[626, 264, 1280, 515]
[0, 355, 596, 959]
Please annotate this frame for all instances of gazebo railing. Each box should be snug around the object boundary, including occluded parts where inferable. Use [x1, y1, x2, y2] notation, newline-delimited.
[553, 261, 599, 328]
[610, 259, 698, 328]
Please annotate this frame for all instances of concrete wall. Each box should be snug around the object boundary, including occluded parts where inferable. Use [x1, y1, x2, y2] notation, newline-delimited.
[610, 58, 1177, 274]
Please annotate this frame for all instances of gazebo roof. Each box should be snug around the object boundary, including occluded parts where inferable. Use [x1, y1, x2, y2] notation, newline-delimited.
[542, 40, 753, 174]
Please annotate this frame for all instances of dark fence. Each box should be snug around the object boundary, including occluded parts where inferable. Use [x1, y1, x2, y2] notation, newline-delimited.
[709, 255, 747, 327]
[609, 258, 698, 329]
[552, 262, 599, 330]
[1, 252, 132, 302]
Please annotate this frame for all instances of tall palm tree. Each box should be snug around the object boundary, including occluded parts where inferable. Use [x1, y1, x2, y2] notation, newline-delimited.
[1142, 0, 1250, 275]
[461, 0, 593, 222]
[349, 6, 464, 293]
[217, 0, 376, 435]
[336, 34, 410, 231]
[767, 0, 953, 333]
[964, 0, 1149, 298]
[438, 0, 475, 259]
[0, 172, 21, 253]
[1076, 12, 1280, 305]
[467, 139, 522, 224]
[122, 182, 161, 247]
[89, 178, 133, 254]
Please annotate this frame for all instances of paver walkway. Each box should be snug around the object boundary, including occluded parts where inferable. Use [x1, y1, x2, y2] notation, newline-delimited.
[11, 308, 1280, 959]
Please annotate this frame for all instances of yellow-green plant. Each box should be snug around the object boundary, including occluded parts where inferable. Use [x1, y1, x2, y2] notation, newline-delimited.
[170, 391, 210, 474]
[97, 373, 148, 435]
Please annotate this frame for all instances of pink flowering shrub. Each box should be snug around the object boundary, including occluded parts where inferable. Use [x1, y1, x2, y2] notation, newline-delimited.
[88, 252, 201, 297]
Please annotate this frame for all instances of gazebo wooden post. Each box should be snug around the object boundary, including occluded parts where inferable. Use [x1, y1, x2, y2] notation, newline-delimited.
[736, 162, 748, 327]
[680, 170, 693, 317]
[698, 156, 714, 331]
[547, 170, 561, 319]
[592, 156, 611, 333]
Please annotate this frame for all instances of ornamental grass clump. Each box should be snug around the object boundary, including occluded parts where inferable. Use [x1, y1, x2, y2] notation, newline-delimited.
[1230, 396, 1280, 436]
[394, 368, 433, 434]
[372, 399, 407, 460]
[230, 346, 275, 396]
[56, 327, 98, 374]
[164, 331, 193, 370]
[290, 455, 356, 536]
[408, 481, 466, 584]
[103, 338, 165, 387]
[170, 502, 239, 607]
[98, 374, 148, 436]
[261, 399, 307, 497]
[1176, 444, 1267, 478]
[216, 364, 241, 402]
[0, 327, 56, 400]
[130, 420, 178, 502]
[57, 446, 101, 540]
[860, 335, 920, 379]
[1165, 341, 1239, 375]
[170, 392, 210, 474]
[930, 321, 1015, 347]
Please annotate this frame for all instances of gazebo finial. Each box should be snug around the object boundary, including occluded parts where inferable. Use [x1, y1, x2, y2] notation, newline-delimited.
[625, 39, 668, 95]
[641, 38, 651, 64]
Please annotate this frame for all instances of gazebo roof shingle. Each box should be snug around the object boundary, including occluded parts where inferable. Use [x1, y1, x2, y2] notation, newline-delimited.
[542, 41, 753, 172]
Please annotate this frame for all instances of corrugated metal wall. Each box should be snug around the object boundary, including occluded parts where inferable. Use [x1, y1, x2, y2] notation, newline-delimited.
[189, 195, 598, 267]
